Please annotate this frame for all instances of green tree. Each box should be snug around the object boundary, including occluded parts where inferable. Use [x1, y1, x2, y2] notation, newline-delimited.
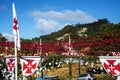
[0, 33, 7, 41]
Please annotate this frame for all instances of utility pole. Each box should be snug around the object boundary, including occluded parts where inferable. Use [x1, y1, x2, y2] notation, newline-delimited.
[68, 35, 72, 80]
[78, 57, 81, 75]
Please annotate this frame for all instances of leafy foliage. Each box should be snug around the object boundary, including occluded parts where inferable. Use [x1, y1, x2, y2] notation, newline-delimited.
[38, 19, 119, 41]
[0, 33, 7, 41]
[0, 18, 120, 55]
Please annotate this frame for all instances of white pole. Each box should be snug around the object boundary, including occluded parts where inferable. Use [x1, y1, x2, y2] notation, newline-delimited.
[12, 3, 20, 80]
[117, 76, 120, 80]
[23, 76, 27, 80]
[40, 38, 42, 55]
[69, 35, 71, 52]
[14, 36, 18, 80]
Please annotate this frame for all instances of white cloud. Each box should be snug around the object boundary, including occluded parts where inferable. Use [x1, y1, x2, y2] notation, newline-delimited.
[30, 10, 96, 22]
[30, 10, 97, 34]
[2, 33, 14, 41]
[36, 19, 62, 34]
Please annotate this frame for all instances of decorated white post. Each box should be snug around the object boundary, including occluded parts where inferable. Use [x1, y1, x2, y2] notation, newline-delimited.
[12, 2, 21, 80]
[99, 56, 120, 80]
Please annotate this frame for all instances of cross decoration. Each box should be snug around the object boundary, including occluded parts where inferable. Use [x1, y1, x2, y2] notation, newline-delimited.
[13, 18, 18, 31]
[23, 59, 37, 74]
[7, 58, 15, 73]
[99, 56, 120, 77]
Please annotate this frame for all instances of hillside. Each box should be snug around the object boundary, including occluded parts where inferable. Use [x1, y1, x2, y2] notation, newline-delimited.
[32, 19, 120, 41]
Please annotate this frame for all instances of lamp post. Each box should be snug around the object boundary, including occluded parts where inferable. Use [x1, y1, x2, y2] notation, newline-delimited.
[69, 58, 72, 79]
[41, 68, 43, 79]
[78, 57, 81, 75]
[68, 35, 72, 79]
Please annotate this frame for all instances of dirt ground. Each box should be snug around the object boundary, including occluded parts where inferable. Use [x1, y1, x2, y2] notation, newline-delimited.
[43, 63, 116, 80]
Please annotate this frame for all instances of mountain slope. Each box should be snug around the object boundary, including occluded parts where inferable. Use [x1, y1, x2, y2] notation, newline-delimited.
[32, 19, 120, 41]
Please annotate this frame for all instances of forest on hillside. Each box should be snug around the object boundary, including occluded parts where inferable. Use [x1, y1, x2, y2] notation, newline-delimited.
[32, 19, 120, 42]
[1, 18, 120, 80]
[0, 18, 120, 56]
[0, 18, 120, 42]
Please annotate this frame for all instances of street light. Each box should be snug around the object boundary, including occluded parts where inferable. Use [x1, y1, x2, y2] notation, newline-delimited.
[68, 35, 72, 79]
[78, 57, 81, 75]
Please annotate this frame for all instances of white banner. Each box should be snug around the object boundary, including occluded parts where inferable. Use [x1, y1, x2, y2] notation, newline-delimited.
[6, 56, 15, 74]
[20, 56, 40, 77]
[99, 56, 120, 76]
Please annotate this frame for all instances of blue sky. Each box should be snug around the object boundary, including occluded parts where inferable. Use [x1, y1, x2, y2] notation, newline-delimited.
[0, 0, 120, 41]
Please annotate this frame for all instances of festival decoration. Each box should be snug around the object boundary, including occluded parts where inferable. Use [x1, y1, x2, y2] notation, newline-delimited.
[99, 56, 120, 80]
[20, 56, 40, 77]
